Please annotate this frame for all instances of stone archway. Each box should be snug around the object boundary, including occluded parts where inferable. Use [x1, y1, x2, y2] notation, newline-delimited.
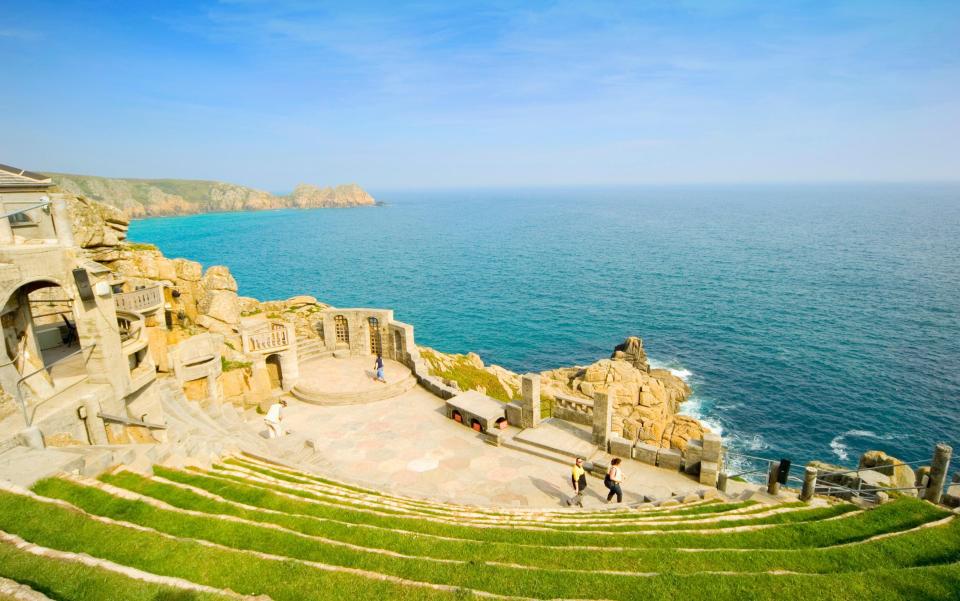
[265, 354, 283, 389]
[1, 279, 78, 391]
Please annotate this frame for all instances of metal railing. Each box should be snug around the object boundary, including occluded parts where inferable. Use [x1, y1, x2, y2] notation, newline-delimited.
[14, 344, 96, 427]
[1, 201, 50, 220]
[0, 199, 72, 247]
[98, 411, 166, 430]
[722, 445, 958, 505]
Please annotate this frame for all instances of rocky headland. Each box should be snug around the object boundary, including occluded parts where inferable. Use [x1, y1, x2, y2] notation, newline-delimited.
[51, 172, 376, 218]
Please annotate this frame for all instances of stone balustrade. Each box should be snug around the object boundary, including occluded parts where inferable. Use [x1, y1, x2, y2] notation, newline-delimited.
[245, 323, 290, 353]
[552, 392, 594, 426]
[115, 285, 164, 313]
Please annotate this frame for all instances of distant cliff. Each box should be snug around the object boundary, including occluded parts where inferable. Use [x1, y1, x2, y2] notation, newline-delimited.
[48, 172, 376, 218]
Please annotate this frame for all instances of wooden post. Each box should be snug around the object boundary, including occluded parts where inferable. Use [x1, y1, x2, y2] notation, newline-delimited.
[767, 461, 781, 495]
[924, 443, 952, 504]
[800, 466, 817, 502]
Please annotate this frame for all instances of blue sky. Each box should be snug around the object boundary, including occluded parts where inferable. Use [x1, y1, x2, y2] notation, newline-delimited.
[1, 1, 958, 190]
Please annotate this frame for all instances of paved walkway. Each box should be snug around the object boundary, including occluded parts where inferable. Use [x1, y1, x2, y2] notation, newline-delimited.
[275, 362, 707, 508]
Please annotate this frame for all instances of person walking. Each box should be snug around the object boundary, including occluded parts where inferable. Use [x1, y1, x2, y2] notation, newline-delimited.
[567, 457, 588, 507]
[374, 353, 386, 383]
[605, 457, 625, 504]
[264, 399, 287, 439]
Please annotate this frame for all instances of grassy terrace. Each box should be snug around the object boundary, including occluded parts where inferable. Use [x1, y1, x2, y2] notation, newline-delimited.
[213, 459, 775, 524]
[152, 466, 865, 543]
[0, 539, 233, 601]
[0, 458, 956, 600]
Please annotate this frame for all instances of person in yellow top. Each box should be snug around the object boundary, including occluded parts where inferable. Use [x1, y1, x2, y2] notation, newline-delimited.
[567, 457, 588, 507]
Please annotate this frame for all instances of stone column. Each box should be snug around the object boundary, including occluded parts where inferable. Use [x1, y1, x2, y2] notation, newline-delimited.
[279, 348, 300, 391]
[800, 466, 818, 502]
[924, 443, 953, 504]
[592, 386, 615, 449]
[51, 195, 75, 246]
[520, 373, 541, 429]
[767, 461, 781, 495]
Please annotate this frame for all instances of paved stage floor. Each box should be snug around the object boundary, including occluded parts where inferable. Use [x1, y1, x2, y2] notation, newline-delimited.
[272, 367, 706, 507]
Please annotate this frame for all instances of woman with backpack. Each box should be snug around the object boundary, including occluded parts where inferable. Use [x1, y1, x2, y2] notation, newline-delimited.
[605, 457, 624, 503]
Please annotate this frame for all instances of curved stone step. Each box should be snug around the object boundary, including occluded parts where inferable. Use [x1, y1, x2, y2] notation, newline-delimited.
[291, 375, 418, 405]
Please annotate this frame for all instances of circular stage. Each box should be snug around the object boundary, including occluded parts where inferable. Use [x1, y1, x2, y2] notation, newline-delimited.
[292, 356, 418, 405]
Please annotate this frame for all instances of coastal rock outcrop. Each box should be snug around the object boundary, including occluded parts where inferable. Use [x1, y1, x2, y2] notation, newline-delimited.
[420, 336, 706, 451]
[859, 450, 916, 491]
[539, 345, 703, 451]
[290, 183, 375, 208]
[66, 195, 130, 247]
[611, 336, 650, 372]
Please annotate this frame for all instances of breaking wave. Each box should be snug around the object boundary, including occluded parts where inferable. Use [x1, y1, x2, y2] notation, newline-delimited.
[829, 430, 899, 462]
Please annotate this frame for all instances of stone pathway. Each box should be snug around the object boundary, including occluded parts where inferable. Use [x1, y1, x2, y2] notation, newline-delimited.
[277, 363, 705, 508]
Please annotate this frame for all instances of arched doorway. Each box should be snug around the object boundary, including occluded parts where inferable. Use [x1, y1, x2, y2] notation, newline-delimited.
[368, 317, 382, 356]
[265, 354, 283, 389]
[1, 279, 80, 397]
[392, 328, 404, 357]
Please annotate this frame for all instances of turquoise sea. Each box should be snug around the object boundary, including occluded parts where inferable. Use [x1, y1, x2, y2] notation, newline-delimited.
[130, 184, 960, 471]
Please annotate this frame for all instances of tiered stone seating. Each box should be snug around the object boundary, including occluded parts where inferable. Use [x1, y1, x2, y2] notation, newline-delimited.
[0, 450, 957, 601]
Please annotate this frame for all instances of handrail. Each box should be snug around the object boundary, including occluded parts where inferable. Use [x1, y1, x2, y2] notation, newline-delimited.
[14, 344, 96, 427]
[727, 467, 768, 480]
[97, 412, 166, 430]
[1, 201, 50, 220]
[30, 309, 75, 320]
[815, 458, 931, 478]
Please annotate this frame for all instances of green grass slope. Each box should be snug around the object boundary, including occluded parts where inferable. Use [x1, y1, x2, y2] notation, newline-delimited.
[0, 457, 954, 600]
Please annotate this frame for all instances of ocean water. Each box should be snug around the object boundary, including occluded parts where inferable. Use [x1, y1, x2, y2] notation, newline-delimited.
[130, 184, 960, 471]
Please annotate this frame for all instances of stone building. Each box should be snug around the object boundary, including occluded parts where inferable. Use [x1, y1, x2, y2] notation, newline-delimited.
[0, 163, 164, 450]
[319, 307, 416, 363]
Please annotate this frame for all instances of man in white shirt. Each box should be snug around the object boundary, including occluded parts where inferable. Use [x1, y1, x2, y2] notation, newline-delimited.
[264, 399, 287, 439]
